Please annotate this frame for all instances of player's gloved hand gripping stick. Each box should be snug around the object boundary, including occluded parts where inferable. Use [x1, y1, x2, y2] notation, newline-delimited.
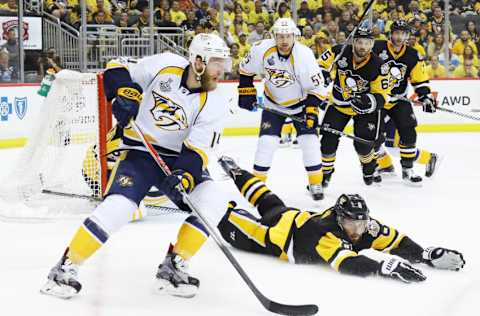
[129, 120, 319, 316]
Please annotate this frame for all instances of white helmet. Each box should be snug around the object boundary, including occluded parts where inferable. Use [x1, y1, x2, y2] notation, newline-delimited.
[272, 18, 300, 37]
[189, 33, 231, 68]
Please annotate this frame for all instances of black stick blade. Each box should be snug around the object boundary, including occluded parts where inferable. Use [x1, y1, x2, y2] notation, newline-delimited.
[262, 298, 318, 316]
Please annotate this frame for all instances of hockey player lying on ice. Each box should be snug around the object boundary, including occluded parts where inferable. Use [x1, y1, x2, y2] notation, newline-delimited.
[217, 156, 465, 282]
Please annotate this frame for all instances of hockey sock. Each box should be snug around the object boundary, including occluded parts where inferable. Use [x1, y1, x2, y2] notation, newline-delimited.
[399, 144, 417, 168]
[415, 149, 432, 165]
[173, 215, 209, 260]
[68, 217, 109, 264]
[377, 151, 394, 169]
[321, 154, 336, 174]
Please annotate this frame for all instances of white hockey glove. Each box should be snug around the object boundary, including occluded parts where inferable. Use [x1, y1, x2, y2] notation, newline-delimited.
[379, 258, 427, 283]
[422, 247, 465, 271]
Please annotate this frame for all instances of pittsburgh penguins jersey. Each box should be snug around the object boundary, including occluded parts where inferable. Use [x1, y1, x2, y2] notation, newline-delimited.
[223, 205, 424, 276]
[104, 52, 228, 180]
[318, 45, 389, 115]
[239, 39, 327, 114]
[373, 40, 431, 108]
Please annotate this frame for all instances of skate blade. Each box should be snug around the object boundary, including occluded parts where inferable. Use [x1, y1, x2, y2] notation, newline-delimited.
[155, 278, 198, 299]
[378, 171, 396, 178]
[426, 155, 444, 179]
[402, 180, 423, 187]
[40, 280, 78, 299]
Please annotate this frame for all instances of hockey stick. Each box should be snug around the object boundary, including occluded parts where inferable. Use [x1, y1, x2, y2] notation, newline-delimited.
[256, 103, 375, 146]
[327, 0, 376, 71]
[41, 189, 186, 215]
[129, 121, 319, 316]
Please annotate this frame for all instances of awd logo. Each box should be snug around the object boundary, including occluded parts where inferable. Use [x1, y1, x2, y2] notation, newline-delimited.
[0, 96, 12, 121]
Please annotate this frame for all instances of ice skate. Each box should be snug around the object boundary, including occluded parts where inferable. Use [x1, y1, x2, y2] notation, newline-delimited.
[155, 249, 199, 298]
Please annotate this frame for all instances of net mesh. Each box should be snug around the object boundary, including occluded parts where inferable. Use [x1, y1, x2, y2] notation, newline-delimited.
[0, 70, 103, 220]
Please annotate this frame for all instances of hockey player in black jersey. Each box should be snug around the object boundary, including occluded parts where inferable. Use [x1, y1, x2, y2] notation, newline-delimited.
[318, 27, 388, 188]
[217, 156, 465, 282]
[373, 20, 439, 185]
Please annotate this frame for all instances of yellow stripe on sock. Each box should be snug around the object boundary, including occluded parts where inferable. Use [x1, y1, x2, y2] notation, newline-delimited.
[308, 171, 323, 185]
[250, 186, 269, 205]
[241, 177, 260, 195]
[173, 222, 208, 260]
[377, 153, 393, 168]
[68, 226, 103, 264]
[416, 149, 432, 165]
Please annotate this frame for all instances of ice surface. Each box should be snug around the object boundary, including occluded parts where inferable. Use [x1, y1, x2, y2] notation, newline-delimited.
[1, 133, 479, 316]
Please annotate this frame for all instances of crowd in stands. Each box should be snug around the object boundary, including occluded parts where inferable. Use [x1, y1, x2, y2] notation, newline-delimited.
[2, 0, 480, 82]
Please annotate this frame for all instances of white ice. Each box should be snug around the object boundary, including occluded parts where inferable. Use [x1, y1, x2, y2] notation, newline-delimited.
[1, 133, 479, 316]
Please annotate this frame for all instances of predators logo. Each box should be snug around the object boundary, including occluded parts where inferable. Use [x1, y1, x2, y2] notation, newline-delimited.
[265, 68, 295, 88]
[150, 91, 188, 131]
[384, 60, 407, 89]
[335, 70, 369, 100]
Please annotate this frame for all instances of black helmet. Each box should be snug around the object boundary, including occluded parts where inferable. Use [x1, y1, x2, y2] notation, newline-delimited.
[335, 194, 370, 220]
[391, 20, 411, 33]
[353, 26, 374, 39]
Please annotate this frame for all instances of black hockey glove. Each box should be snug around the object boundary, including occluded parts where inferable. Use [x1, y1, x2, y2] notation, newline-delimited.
[379, 258, 427, 283]
[305, 105, 320, 129]
[161, 170, 195, 205]
[238, 86, 257, 111]
[112, 83, 143, 127]
[422, 247, 465, 271]
[321, 69, 332, 87]
[418, 94, 437, 113]
[350, 93, 377, 115]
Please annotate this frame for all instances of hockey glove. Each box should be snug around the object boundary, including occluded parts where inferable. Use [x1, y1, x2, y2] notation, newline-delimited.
[305, 105, 319, 129]
[321, 69, 332, 87]
[422, 247, 465, 271]
[113, 83, 143, 127]
[379, 258, 427, 283]
[418, 94, 436, 113]
[350, 93, 377, 115]
[161, 170, 195, 204]
[238, 86, 257, 111]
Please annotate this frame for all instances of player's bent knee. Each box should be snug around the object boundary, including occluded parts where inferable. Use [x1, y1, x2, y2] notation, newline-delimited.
[189, 180, 229, 224]
[90, 194, 138, 234]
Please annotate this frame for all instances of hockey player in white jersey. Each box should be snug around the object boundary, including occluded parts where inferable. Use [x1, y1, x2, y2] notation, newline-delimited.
[40, 33, 231, 299]
[238, 18, 328, 200]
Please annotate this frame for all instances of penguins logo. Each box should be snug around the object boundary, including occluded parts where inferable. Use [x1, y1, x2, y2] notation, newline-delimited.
[150, 91, 188, 131]
[384, 60, 407, 88]
[335, 69, 368, 100]
[265, 68, 295, 88]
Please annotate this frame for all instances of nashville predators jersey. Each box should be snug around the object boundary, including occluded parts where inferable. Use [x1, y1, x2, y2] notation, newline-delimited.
[105, 52, 228, 171]
[239, 39, 327, 114]
[318, 45, 389, 115]
[373, 40, 430, 106]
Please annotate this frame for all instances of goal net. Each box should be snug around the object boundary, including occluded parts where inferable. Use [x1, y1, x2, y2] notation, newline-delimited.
[0, 70, 111, 220]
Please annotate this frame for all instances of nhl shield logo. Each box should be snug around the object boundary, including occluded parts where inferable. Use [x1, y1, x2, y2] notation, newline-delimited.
[14, 97, 27, 120]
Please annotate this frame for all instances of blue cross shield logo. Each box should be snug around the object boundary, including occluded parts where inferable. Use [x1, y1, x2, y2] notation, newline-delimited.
[14, 97, 28, 120]
[0, 96, 12, 121]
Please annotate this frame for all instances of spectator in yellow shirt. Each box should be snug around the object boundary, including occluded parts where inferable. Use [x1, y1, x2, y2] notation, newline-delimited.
[237, 33, 251, 58]
[373, 0, 388, 14]
[248, 1, 270, 25]
[453, 59, 479, 78]
[425, 55, 447, 79]
[238, 0, 255, 13]
[299, 25, 316, 47]
[274, 2, 291, 20]
[227, 43, 241, 80]
[229, 12, 249, 35]
[170, 0, 187, 26]
[452, 30, 478, 56]
[458, 45, 479, 68]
